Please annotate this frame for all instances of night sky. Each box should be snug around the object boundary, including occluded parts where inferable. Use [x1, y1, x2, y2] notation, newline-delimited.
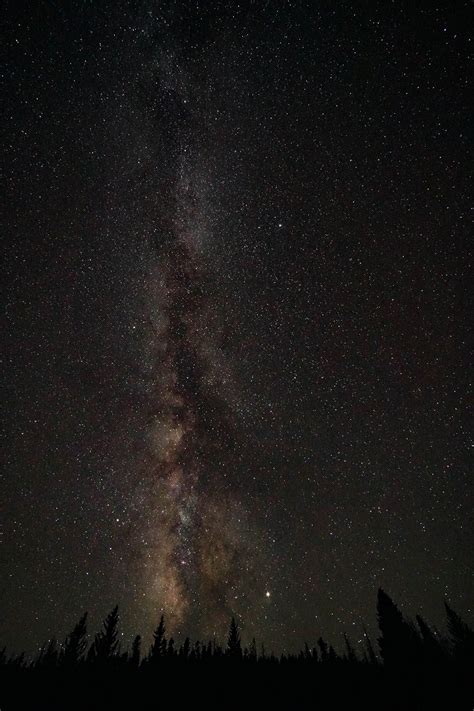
[3, 1, 472, 655]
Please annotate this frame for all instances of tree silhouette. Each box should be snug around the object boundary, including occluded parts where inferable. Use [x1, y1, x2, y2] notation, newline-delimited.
[179, 636, 190, 660]
[377, 588, 419, 667]
[89, 605, 120, 663]
[416, 614, 444, 666]
[303, 642, 316, 662]
[248, 637, 258, 662]
[227, 617, 242, 658]
[36, 638, 58, 670]
[0, 589, 472, 711]
[445, 601, 474, 664]
[166, 637, 175, 657]
[192, 640, 201, 661]
[362, 625, 378, 666]
[130, 635, 141, 668]
[149, 615, 166, 661]
[317, 637, 329, 662]
[343, 633, 357, 662]
[62, 612, 88, 668]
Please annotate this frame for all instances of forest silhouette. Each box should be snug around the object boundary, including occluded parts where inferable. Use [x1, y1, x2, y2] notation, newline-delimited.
[1, 589, 472, 710]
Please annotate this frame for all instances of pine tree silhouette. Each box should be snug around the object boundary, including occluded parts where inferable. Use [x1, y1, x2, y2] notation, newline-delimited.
[343, 633, 357, 662]
[62, 612, 88, 668]
[202, 640, 212, 659]
[179, 636, 190, 660]
[445, 601, 474, 664]
[416, 614, 444, 665]
[89, 605, 120, 663]
[1, 589, 473, 709]
[317, 637, 329, 662]
[362, 625, 378, 666]
[36, 638, 58, 670]
[193, 640, 202, 661]
[131, 635, 141, 668]
[149, 615, 166, 661]
[377, 588, 419, 667]
[227, 617, 242, 658]
[166, 638, 175, 657]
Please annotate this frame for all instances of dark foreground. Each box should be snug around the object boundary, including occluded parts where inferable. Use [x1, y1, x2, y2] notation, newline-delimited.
[1, 589, 473, 710]
[1, 660, 473, 711]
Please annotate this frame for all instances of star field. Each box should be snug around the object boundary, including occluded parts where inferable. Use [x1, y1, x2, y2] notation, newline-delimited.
[2, 0, 472, 655]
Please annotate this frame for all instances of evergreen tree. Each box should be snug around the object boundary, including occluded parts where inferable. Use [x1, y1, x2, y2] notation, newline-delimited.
[445, 601, 474, 664]
[343, 633, 357, 662]
[90, 605, 120, 662]
[149, 615, 166, 661]
[377, 588, 419, 667]
[416, 614, 444, 665]
[131, 635, 141, 668]
[227, 617, 242, 658]
[179, 636, 190, 660]
[362, 625, 378, 666]
[317, 637, 329, 662]
[303, 642, 317, 662]
[36, 638, 58, 670]
[62, 612, 88, 668]
[204, 640, 213, 659]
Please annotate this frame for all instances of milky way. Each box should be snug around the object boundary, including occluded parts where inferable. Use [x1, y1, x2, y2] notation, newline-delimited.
[132, 47, 270, 635]
[138, 154, 254, 631]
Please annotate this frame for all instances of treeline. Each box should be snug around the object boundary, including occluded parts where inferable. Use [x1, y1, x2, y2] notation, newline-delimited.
[1, 589, 473, 710]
